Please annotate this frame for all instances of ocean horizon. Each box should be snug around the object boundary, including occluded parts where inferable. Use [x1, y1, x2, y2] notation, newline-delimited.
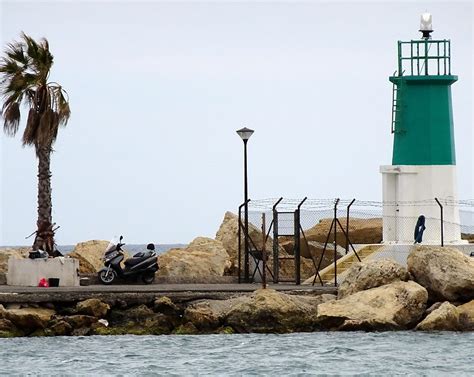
[0, 244, 187, 255]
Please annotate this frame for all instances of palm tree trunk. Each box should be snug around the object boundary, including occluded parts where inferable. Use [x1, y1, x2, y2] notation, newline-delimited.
[36, 145, 53, 223]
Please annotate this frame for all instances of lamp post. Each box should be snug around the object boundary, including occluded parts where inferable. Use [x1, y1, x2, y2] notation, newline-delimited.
[236, 127, 254, 282]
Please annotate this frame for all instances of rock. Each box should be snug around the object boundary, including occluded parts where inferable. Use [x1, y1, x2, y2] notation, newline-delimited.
[277, 256, 317, 281]
[338, 259, 410, 299]
[304, 218, 382, 246]
[425, 302, 443, 316]
[0, 318, 15, 331]
[407, 246, 474, 302]
[184, 299, 235, 331]
[69, 240, 130, 274]
[64, 315, 98, 329]
[47, 320, 73, 336]
[3, 307, 55, 332]
[279, 240, 344, 268]
[76, 299, 110, 318]
[157, 237, 231, 280]
[153, 297, 181, 316]
[173, 322, 200, 335]
[458, 300, 474, 330]
[415, 302, 460, 331]
[72, 327, 91, 336]
[0, 318, 20, 336]
[0, 247, 30, 285]
[316, 281, 428, 331]
[215, 212, 276, 271]
[225, 289, 335, 333]
[461, 233, 474, 243]
[109, 305, 173, 335]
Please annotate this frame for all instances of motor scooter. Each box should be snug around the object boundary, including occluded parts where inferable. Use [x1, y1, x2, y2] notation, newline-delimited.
[98, 236, 158, 284]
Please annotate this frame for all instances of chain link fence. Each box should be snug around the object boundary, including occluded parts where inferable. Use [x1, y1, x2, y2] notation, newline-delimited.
[238, 198, 474, 284]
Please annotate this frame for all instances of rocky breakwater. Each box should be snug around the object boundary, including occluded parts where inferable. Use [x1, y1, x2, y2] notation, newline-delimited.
[315, 245, 474, 331]
[0, 291, 337, 337]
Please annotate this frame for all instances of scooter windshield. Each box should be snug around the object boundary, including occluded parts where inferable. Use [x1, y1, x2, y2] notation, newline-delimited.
[104, 237, 119, 253]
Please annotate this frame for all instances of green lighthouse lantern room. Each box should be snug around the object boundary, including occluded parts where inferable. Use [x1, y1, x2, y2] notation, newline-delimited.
[380, 13, 464, 244]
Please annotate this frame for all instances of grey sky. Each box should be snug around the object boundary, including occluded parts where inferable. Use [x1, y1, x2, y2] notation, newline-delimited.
[0, 1, 472, 246]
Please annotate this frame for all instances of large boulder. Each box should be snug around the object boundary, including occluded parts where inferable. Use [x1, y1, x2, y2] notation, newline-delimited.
[184, 299, 239, 331]
[157, 237, 231, 281]
[0, 247, 30, 284]
[304, 218, 382, 246]
[76, 299, 110, 318]
[69, 240, 130, 274]
[338, 258, 410, 299]
[316, 281, 428, 331]
[225, 289, 335, 333]
[415, 302, 460, 331]
[458, 300, 474, 331]
[215, 212, 275, 271]
[407, 246, 474, 302]
[107, 304, 172, 335]
[0, 306, 55, 332]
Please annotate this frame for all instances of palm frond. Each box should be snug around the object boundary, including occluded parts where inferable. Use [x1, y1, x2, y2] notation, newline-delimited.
[1, 32, 70, 146]
[4, 42, 28, 67]
[2, 101, 20, 136]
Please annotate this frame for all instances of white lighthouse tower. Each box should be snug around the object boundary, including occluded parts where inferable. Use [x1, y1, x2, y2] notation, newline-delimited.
[380, 14, 464, 245]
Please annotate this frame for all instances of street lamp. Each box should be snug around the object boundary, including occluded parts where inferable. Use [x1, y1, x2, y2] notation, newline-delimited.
[236, 127, 254, 282]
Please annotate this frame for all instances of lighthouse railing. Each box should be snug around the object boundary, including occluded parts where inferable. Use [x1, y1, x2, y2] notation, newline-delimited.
[397, 39, 451, 76]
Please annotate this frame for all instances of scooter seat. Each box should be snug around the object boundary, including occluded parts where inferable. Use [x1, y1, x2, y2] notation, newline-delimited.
[124, 251, 154, 267]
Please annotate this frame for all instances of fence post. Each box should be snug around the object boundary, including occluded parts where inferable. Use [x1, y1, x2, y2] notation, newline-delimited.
[294, 197, 307, 286]
[334, 198, 340, 287]
[435, 198, 444, 247]
[261, 213, 267, 289]
[238, 204, 242, 283]
[346, 199, 356, 254]
[294, 210, 300, 285]
[272, 198, 283, 283]
[238, 200, 250, 283]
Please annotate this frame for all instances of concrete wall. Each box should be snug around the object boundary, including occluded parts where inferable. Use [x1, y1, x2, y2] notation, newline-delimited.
[380, 165, 463, 244]
[7, 258, 80, 287]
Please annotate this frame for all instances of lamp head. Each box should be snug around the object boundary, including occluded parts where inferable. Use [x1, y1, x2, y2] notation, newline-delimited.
[236, 127, 254, 142]
[419, 12, 433, 39]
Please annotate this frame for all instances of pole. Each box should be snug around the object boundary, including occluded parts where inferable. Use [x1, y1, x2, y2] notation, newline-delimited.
[346, 199, 355, 254]
[295, 197, 307, 285]
[243, 139, 250, 282]
[435, 198, 444, 247]
[334, 199, 340, 287]
[272, 197, 283, 283]
[261, 213, 267, 289]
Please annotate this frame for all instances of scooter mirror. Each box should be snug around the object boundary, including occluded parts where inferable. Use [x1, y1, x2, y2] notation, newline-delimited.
[119, 235, 123, 242]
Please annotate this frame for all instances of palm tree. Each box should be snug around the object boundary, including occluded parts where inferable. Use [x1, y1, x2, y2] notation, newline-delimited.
[0, 32, 70, 254]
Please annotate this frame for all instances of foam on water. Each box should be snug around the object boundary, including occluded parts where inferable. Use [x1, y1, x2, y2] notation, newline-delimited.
[0, 332, 473, 375]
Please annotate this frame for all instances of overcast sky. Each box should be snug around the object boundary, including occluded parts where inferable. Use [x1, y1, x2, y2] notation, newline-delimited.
[0, 1, 472, 246]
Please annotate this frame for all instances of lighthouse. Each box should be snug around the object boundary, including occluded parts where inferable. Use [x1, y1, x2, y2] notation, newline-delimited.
[380, 13, 464, 244]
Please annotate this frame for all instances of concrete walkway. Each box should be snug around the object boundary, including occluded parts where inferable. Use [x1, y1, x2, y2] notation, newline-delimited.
[0, 284, 337, 304]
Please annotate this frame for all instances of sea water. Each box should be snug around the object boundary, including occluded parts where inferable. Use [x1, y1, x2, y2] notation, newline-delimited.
[0, 332, 473, 375]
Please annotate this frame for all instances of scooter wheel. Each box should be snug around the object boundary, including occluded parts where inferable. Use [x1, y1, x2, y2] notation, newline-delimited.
[99, 269, 116, 285]
[142, 272, 155, 284]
